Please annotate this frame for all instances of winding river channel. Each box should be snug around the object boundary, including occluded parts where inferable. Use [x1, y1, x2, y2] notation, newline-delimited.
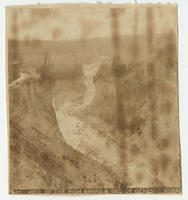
[53, 62, 120, 170]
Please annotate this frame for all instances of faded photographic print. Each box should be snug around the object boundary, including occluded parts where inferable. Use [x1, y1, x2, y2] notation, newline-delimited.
[6, 4, 181, 194]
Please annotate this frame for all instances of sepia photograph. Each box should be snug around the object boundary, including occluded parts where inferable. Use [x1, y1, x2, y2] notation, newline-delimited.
[6, 3, 181, 195]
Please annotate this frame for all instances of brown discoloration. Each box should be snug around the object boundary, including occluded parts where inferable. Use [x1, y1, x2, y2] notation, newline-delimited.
[30, 8, 50, 18]
[6, 4, 181, 194]
[130, 9, 139, 58]
[110, 8, 125, 131]
[51, 28, 63, 40]
[110, 8, 121, 63]
[110, 8, 127, 170]
[161, 100, 173, 115]
[136, 172, 144, 183]
[130, 144, 140, 156]
[11, 11, 18, 36]
[160, 154, 171, 173]
[80, 18, 103, 38]
[158, 138, 170, 150]
[146, 7, 154, 52]
[21, 19, 38, 29]
[165, 31, 177, 78]
[146, 8, 158, 140]
[11, 25, 18, 35]
[151, 159, 159, 176]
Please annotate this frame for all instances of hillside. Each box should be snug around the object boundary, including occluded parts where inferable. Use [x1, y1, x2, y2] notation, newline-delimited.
[8, 32, 181, 191]
[8, 60, 120, 192]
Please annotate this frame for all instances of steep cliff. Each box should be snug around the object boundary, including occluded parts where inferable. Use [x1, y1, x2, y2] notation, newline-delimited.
[8, 63, 119, 192]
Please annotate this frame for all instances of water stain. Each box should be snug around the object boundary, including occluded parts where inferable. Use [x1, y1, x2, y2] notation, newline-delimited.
[158, 138, 169, 150]
[51, 28, 63, 40]
[30, 8, 50, 19]
[146, 7, 154, 53]
[130, 9, 139, 58]
[151, 159, 159, 176]
[136, 172, 143, 183]
[146, 8, 158, 140]
[165, 31, 177, 78]
[79, 18, 103, 38]
[110, 8, 127, 170]
[21, 19, 38, 30]
[160, 154, 171, 173]
[130, 144, 140, 156]
[161, 100, 173, 115]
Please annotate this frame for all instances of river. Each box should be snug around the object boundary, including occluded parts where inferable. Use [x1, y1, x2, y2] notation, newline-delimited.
[53, 62, 121, 171]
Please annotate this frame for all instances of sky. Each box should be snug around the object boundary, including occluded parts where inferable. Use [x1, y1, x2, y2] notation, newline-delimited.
[6, 5, 177, 41]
